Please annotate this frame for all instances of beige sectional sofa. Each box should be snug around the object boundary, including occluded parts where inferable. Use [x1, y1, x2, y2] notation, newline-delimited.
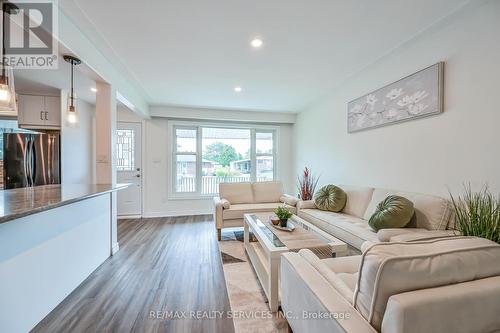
[281, 236, 500, 333]
[297, 185, 456, 250]
[213, 181, 297, 240]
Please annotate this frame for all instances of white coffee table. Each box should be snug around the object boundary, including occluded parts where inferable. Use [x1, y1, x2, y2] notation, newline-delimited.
[243, 213, 347, 312]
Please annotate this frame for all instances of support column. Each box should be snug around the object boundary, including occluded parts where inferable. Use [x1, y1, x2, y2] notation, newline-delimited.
[95, 81, 119, 255]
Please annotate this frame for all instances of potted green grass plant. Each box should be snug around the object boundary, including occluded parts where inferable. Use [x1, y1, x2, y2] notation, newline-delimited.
[275, 206, 293, 228]
[450, 185, 500, 244]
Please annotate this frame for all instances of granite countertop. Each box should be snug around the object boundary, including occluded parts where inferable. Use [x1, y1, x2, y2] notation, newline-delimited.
[0, 184, 129, 224]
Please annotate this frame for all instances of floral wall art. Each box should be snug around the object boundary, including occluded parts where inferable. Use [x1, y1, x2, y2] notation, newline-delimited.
[347, 62, 444, 132]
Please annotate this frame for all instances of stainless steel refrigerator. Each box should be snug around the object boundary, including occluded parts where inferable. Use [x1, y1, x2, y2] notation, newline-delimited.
[3, 133, 60, 189]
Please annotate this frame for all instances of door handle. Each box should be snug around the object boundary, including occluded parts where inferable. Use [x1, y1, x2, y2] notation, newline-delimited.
[40, 111, 44, 120]
[44, 112, 48, 120]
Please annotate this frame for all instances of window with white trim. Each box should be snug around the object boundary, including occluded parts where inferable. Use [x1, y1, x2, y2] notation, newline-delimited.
[174, 127, 197, 193]
[172, 123, 277, 196]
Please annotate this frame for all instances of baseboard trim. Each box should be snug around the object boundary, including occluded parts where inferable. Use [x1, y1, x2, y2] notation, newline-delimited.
[111, 242, 120, 255]
[142, 210, 213, 218]
[118, 214, 142, 219]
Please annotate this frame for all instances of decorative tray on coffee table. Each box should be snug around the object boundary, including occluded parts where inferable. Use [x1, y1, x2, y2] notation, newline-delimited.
[269, 219, 296, 232]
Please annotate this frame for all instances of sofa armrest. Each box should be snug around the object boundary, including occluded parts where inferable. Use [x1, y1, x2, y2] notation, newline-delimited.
[280, 194, 299, 207]
[377, 228, 461, 242]
[213, 197, 230, 229]
[281, 252, 376, 333]
[297, 200, 316, 210]
[213, 197, 230, 209]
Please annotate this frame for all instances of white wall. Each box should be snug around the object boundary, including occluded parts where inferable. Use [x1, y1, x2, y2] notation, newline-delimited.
[294, 0, 500, 197]
[61, 94, 95, 184]
[118, 107, 295, 217]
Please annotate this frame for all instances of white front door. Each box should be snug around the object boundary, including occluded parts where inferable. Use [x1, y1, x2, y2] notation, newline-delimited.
[116, 122, 142, 216]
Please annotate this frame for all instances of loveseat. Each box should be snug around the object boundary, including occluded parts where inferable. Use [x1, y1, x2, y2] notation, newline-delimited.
[297, 185, 456, 250]
[281, 236, 500, 333]
[213, 181, 297, 240]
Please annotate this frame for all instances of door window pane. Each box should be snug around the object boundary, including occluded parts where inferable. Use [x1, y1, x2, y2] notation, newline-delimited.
[176, 128, 196, 153]
[117, 129, 135, 171]
[256, 156, 273, 181]
[176, 155, 196, 192]
[256, 132, 273, 154]
[201, 127, 251, 194]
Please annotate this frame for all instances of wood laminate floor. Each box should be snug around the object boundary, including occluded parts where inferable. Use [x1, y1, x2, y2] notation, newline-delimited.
[32, 216, 235, 333]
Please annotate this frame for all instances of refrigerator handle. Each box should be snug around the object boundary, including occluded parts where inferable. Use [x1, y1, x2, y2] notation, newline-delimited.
[30, 137, 36, 186]
[27, 137, 33, 187]
[24, 137, 30, 186]
[26, 137, 30, 186]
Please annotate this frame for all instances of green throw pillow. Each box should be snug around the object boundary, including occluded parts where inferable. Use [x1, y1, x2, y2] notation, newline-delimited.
[314, 185, 347, 212]
[368, 195, 415, 231]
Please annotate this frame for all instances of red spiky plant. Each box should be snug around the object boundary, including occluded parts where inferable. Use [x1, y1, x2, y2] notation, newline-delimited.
[297, 167, 319, 200]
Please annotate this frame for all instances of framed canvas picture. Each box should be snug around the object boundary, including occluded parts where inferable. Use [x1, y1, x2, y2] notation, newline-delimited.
[347, 62, 444, 133]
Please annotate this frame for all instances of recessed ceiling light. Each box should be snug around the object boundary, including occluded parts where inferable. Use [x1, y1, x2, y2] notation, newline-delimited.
[234, 86, 242, 92]
[250, 38, 263, 48]
[90, 87, 97, 92]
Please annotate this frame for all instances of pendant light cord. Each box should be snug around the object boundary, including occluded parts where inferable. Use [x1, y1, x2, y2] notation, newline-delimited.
[70, 61, 74, 107]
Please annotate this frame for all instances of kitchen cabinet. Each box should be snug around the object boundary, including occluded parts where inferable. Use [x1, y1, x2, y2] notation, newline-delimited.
[17, 94, 61, 129]
[43, 96, 61, 127]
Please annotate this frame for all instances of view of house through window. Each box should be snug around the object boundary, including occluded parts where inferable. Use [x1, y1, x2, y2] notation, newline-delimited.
[255, 131, 274, 181]
[174, 128, 197, 192]
[174, 124, 276, 195]
[202, 127, 251, 194]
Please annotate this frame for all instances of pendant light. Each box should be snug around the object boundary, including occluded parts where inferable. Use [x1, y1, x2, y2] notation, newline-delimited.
[63, 55, 81, 124]
[0, 1, 18, 112]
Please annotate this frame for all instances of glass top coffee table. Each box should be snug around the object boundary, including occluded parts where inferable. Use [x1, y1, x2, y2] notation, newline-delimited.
[243, 212, 347, 312]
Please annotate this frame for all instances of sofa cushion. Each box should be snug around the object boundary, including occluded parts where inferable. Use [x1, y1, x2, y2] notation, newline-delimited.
[252, 181, 283, 203]
[363, 188, 452, 230]
[322, 255, 362, 275]
[298, 249, 356, 303]
[336, 272, 358, 293]
[314, 185, 347, 212]
[368, 195, 414, 231]
[354, 237, 500, 331]
[322, 256, 361, 293]
[222, 203, 295, 220]
[339, 185, 375, 219]
[219, 182, 254, 204]
[298, 209, 378, 250]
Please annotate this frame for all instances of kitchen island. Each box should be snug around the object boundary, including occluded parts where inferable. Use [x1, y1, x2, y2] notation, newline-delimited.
[0, 184, 128, 333]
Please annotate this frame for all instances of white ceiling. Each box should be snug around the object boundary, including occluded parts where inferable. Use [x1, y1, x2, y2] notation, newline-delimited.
[60, 0, 472, 113]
